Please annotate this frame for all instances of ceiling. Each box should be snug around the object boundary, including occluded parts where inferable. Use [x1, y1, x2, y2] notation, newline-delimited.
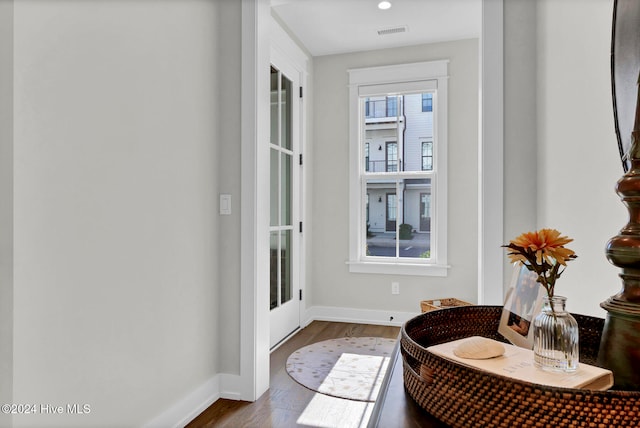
[271, 0, 482, 57]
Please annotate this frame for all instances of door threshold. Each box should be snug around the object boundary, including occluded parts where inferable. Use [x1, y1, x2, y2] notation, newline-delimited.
[270, 326, 301, 352]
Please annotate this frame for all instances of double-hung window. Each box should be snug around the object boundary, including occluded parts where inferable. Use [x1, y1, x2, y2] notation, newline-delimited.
[347, 60, 449, 276]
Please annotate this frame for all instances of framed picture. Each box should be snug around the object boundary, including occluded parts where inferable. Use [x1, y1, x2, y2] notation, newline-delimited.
[498, 264, 545, 349]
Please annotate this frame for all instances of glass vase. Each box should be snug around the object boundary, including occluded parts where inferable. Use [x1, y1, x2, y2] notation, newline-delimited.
[532, 295, 579, 372]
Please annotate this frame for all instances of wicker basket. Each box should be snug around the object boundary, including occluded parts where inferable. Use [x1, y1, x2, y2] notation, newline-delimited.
[401, 305, 640, 427]
[420, 298, 473, 312]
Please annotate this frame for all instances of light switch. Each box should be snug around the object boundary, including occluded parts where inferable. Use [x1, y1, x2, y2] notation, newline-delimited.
[220, 194, 231, 215]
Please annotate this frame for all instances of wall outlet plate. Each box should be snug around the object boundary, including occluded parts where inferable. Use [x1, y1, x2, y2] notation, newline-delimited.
[391, 282, 400, 294]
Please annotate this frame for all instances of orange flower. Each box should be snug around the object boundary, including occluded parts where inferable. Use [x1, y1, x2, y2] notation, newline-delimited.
[510, 228, 575, 265]
[504, 228, 577, 299]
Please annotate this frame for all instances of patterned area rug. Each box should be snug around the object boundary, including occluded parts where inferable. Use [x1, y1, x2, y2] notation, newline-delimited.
[285, 336, 396, 402]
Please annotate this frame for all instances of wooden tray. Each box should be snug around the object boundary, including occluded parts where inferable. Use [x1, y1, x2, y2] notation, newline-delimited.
[401, 305, 640, 427]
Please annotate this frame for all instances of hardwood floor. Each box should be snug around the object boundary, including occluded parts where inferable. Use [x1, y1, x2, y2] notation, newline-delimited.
[186, 321, 413, 427]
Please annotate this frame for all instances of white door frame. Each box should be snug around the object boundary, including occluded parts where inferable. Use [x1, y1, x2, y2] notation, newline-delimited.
[239, 0, 503, 401]
[268, 46, 305, 349]
[239, 0, 270, 401]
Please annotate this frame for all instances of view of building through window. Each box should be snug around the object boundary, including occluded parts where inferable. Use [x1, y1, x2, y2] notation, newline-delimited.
[363, 92, 434, 259]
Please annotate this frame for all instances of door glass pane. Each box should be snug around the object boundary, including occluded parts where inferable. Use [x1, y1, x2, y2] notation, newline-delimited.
[281, 74, 292, 150]
[270, 148, 279, 227]
[386, 142, 398, 172]
[270, 231, 278, 310]
[364, 142, 370, 172]
[281, 153, 291, 226]
[386, 193, 397, 233]
[270, 64, 295, 315]
[281, 230, 292, 304]
[270, 66, 279, 146]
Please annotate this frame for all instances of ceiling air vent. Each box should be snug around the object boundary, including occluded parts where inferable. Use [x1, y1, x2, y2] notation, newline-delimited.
[377, 25, 407, 36]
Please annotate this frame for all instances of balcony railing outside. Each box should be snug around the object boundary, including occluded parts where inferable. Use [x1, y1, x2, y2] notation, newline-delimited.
[366, 160, 398, 172]
[365, 99, 397, 119]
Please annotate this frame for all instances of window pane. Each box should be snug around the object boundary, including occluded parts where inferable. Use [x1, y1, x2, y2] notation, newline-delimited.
[399, 179, 432, 259]
[422, 141, 433, 171]
[386, 96, 397, 117]
[402, 93, 434, 172]
[364, 178, 432, 259]
[422, 93, 433, 112]
[362, 93, 433, 174]
[363, 95, 402, 173]
[364, 179, 397, 257]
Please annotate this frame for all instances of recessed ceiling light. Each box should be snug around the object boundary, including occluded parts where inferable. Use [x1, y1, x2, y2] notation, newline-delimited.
[378, 1, 392, 10]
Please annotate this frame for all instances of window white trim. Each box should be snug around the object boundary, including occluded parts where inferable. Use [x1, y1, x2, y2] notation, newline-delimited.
[347, 60, 449, 276]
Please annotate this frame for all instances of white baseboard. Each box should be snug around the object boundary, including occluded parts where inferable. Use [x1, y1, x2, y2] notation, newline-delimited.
[144, 306, 419, 427]
[143, 375, 220, 428]
[303, 305, 419, 328]
[218, 373, 245, 401]
[142, 372, 248, 428]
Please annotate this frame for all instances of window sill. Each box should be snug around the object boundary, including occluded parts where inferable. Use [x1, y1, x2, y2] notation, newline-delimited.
[346, 260, 450, 277]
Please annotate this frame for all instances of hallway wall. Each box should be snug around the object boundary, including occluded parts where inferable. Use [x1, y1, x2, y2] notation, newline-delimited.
[10, 1, 222, 425]
[311, 39, 479, 313]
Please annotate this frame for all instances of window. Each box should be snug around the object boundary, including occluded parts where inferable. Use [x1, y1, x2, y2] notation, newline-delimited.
[422, 93, 433, 112]
[422, 141, 433, 171]
[348, 60, 449, 276]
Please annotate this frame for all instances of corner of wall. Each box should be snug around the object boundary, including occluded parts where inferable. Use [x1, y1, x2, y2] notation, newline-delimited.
[0, 0, 13, 426]
[142, 375, 221, 428]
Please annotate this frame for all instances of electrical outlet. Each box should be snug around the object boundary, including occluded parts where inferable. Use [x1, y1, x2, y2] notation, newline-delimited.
[391, 282, 400, 294]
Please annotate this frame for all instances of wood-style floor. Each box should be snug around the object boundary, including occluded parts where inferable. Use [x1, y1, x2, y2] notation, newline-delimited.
[185, 321, 435, 428]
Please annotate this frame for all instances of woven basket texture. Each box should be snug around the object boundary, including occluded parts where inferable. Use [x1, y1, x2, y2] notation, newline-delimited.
[401, 305, 640, 427]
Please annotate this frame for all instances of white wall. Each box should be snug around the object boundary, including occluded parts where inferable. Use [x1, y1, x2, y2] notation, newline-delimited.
[216, 0, 242, 379]
[0, 1, 14, 426]
[311, 39, 479, 314]
[503, 0, 538, 286]
[535, 0, 624, 317]
[11, 1, 223, 426]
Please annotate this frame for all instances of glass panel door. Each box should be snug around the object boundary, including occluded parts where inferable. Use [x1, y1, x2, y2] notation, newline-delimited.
[269, 64, 299, 348]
